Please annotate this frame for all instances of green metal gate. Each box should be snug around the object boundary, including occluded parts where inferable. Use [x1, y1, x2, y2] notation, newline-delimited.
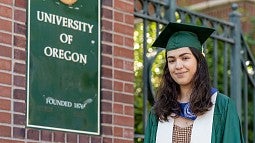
[134, 0, 255, 142]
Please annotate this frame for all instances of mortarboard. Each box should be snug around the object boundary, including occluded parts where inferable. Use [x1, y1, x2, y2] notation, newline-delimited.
[152, 22, 215, 51]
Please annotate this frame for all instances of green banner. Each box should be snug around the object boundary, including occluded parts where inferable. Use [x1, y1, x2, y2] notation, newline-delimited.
[26, 0, 100, 135]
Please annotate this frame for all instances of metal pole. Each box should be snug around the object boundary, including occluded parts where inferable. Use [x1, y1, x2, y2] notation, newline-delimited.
[168, 0, 176, 22]
[229, 3, 242, 117]
[142, 19, 148, 134]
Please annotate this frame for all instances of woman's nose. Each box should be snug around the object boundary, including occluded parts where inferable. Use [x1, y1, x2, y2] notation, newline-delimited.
[175, 60, 183, 69]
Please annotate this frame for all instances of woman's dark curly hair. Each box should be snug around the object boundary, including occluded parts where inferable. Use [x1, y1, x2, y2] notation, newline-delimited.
[154, 47, 213, 121]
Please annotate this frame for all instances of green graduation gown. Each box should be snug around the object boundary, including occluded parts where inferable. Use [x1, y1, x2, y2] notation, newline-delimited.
[144, 93, 244, 143]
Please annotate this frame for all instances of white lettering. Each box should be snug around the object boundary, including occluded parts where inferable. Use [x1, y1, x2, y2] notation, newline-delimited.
[58, 49, 64, 59]
[56, 15, 62, 25]
[62, 17, 68, 27]
[44, 12, 52, 23]
[64, 51, 72, 61]
[79, 54, 87, 64]
[36, 11, 94, 34]
[44, 46, 52, 56]
[73, 20, 79, 30]
[59, 33, 73, 44]
[52, 48, 59, 58]
[88, 24, 94, 33]
[46, 97, 72, 108]
[37, 11, 44, 21]
[72, 53, 79, 62]
[43, 46, 87, 65]
[45, 96, 93, 110]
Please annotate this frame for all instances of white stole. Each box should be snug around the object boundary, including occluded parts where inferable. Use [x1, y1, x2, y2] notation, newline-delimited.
[156, 92, 217, 143]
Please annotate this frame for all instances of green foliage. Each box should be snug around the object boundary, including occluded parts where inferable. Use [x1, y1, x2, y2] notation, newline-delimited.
[134, 22, 144, 136]
[205, 39, 231, 93]
[134, 21, 165, 139]
[242, 17, 255, 143]
[244, 17, 255, 56]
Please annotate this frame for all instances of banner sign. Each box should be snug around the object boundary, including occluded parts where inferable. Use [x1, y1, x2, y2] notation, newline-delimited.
[26, 0, 100, 135]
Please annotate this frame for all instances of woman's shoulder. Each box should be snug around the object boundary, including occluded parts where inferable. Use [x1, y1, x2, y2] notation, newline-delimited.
[215, 92, 230, 102]
[214, 92, 236, 112]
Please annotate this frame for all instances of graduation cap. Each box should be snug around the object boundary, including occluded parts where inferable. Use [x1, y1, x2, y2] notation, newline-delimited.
[152, 22, 215, 51]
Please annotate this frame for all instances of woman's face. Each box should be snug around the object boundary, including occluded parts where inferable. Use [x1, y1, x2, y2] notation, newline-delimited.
[167, 47, 197, 87]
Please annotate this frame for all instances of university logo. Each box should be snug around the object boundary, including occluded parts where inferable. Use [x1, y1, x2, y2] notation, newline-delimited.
[60, 0, 77, 5]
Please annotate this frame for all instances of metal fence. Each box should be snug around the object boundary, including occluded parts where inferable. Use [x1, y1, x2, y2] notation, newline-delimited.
[134, 0, 255, 142]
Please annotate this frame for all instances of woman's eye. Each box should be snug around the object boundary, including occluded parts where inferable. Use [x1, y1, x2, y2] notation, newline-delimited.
[182, 57, 190, 60]
[168, 60, 175, 63]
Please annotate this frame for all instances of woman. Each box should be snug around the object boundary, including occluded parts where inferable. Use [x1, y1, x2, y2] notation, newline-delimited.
[144, 22, 244, 143]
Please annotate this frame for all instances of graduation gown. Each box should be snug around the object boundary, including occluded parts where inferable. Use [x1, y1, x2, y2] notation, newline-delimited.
[144, 92, 244, 143]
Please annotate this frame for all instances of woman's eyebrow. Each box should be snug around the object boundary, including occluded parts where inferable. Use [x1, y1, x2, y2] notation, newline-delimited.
[167, 53, 192, 59]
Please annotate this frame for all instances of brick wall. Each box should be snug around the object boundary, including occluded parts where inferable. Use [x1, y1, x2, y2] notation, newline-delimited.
[177, 0, 255, 34]
[0, 0, 134, 142]
[202, 1, 255, 33]
[177, 0, 205, 6]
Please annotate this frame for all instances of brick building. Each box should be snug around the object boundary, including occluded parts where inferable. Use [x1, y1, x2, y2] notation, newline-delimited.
[0, 0, 134, 143]
[177, 0, 255, 33]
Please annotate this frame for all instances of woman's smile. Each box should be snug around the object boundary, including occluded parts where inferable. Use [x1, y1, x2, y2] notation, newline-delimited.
[175, 71, 188, 78]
